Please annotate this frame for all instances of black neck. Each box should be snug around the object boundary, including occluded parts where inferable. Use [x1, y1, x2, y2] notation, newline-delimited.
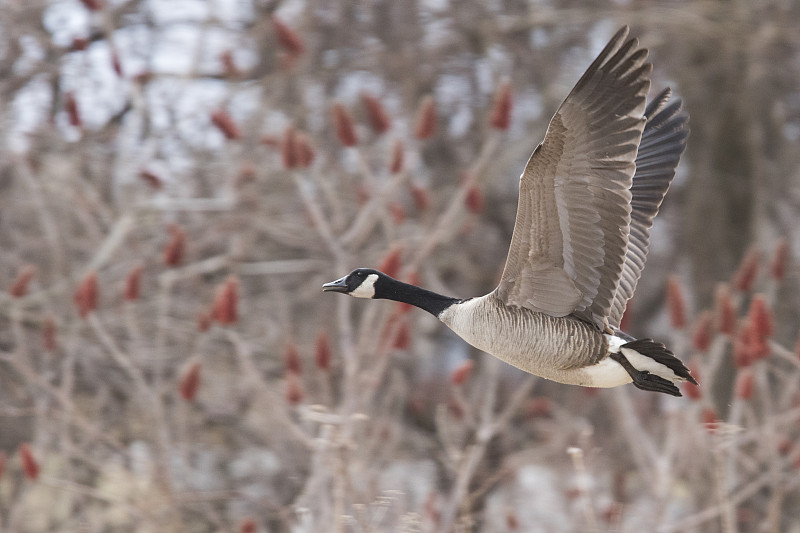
[377, 277, 459, 317]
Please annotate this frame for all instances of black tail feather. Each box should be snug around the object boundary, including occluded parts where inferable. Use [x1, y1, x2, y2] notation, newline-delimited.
[623, 338, 697, 385]
[609, 338, 696, 397]
[610, 351, 682, 396]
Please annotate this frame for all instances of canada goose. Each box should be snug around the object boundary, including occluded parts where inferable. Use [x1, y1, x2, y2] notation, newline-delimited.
[323, 27, 696, 396]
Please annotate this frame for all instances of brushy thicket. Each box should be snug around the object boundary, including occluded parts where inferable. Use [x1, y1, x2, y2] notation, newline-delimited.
[1, 1, 799, 532]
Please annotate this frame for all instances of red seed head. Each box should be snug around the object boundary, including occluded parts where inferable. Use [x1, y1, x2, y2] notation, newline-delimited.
[409, 182, 430, 211]
[210, 109, 242, 140]
[414, 95, 437, 140]
[9, 265, 36, 298]
[770, 239, 790, 281]
[379, 246, 403, 279]
[295, 133, 315, 168]
[747, 295, 774, 339]
[133, 71, 153, 85]
[490, 80, 513, 130]
[73, 271, 99, 318]
[43, 316, 57, 351]
[111, 51, 122, 77]
[79, 0, 103, 10]
[240, 518, 257, 533]
[666, 275, 687, 329]
[505, 510, 520, 530]
[139, 169, 163, 189]
[714, 283, 736, 336]
[733, 247, 760, 292]
[735, 368, 754, 399]
[124, 265, 143, 301]
[179, 362, 202, 402]
[18, 444, 39, 480]
[360, 92, 392, 134]
[282, 126, 298, 169]
[72, 37, 89, 51]
[211, 277, 239, 325]
[389, 202, 406, 225]
[732, 322, 754, 368]
[65, 92, 82, 128]
[284, 341, 302, 375]
[271, 16, 305, 56]
[733, 317, 769, 367]
[464, 185, 485, 214]
[164, 225, 185, 267]
[390, 139, 405, 174]
[602, 503, 623, 526]
[692, 311, 714, 352]
[451, 360, 474, 385]
[682, 362, 702, 399]
[315, 331, 332, 371]
[285, 371, 304, 404]
[220, 50, 238, 76]
[779, 438, 792, 455]
[332, 103, 358, 147]
[701, 407, 719, 433]
[683, 381, 702, 400]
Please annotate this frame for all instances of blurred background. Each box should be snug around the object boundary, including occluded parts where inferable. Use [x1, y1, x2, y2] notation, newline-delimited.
[1, 0, 799, 531]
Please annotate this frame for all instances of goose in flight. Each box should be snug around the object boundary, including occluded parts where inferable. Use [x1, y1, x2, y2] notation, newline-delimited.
[323, 27, 695, 396]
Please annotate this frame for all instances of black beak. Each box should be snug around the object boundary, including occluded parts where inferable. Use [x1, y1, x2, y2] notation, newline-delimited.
[322, 277, 348, 293]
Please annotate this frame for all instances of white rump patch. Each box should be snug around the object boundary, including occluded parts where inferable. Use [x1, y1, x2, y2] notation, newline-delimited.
[605, 334, 626, 353]
[351, 273, 379, 299]
[580, 357, 632, 388]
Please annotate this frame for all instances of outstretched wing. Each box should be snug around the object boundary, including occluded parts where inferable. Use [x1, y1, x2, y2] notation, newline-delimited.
[494, 26, 651, 332]
[607, 89, 690, 328]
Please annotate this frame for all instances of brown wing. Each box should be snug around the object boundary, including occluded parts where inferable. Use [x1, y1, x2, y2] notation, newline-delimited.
[494, 26, 651, 331]
[607, 89, 690, 328]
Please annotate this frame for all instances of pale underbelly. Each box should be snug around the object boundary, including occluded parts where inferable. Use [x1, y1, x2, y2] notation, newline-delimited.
[439, 296, 633, 388]
[468, 337, 633, 388]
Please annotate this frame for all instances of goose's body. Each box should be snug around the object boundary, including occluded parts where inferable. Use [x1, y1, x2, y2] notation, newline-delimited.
[440, 294, 689, 390]
[324, 27, 696, 396]
[440, 294, 621, 387]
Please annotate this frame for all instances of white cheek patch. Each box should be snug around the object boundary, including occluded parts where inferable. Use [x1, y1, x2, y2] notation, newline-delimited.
[351, 273, 379, 299]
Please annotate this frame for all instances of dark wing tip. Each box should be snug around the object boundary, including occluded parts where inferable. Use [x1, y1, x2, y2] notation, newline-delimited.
[645, 87, 673, 119]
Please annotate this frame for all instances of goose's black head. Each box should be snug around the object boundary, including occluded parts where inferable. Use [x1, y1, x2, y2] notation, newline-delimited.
[323, 268, 459, 316]
[322, 268, 385, 299]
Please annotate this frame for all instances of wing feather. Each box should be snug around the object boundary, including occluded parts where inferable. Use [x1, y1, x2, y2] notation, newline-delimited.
[495, 26, 652, 331]
[608, 91, 690, 327]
